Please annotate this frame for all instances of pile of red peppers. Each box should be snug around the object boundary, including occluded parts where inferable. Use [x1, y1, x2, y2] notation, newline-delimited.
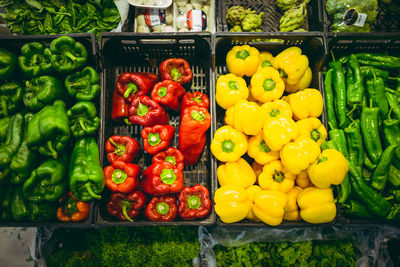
[105, 58, 212, 222]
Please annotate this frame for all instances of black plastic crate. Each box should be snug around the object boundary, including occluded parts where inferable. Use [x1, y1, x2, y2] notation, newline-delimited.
[217, 0, 324, 32]
[96, 33, 217, 226]
[0, 33, 100, 227]
[321, 34, 400, 225]
[322, 0, 400, 33]
[214, 33, 333, 227]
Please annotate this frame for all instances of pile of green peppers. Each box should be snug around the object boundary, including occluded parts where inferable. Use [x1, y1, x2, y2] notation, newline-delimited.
[324, 52, 400, 221]
[0, 35, 104, 223]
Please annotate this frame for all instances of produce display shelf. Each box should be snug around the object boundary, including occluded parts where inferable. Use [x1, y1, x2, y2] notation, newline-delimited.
[321, 33, 400, 225]
[217, 0, 324, 33]
[0, 33, 100, 227]
[213, 32, 333, 227]
[95, 32, 217, 226]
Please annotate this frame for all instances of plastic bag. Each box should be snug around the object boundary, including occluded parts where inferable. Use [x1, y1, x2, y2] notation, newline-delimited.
[325, 0, 378, 32]
[198, 225, 400, 267]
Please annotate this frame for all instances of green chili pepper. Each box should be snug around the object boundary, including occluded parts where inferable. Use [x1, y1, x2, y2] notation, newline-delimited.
[364, 153, 377, 171]
[365, 79, 377, 108]
[382, 108, 400, 170]
[328, 55, 347, 128]
[362, 167, 372, 185]
[11, 187, 30, 221]
[355, 53, 400, 70]
[320, 140, 337, 151]
[346, 55, 364, 106]
[361, 104, 383, 164]
[390, 189, 400, 202]
[0, 116, 10, 142]
[324, 69, 338, 129]
[348, 161, 391, 218]
[371, 144, 397, 191]
[341, 199, 371, 219]
[360, 66, 389, 80]
[344, 120, 364, 174]
[387, 204, 400, 220]
[373, 75, 389, 118]
[388, 165, 400, 189]
[386, 89, 400, 120]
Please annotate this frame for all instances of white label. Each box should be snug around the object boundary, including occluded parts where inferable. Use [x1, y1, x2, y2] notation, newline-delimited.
[354, 13, 367, 27]
[149, 9, 161, 26]
[191, 9, 203, 30]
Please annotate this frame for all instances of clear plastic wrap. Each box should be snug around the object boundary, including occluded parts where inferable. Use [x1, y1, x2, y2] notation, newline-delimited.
[198, 225, 400, 267]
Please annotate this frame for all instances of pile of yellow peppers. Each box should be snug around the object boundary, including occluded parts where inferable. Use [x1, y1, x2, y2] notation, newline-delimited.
[212, 45, 349, 226]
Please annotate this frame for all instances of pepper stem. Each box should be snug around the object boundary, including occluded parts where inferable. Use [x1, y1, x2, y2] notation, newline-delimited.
[156, 202, 170, 215]
[187, 195, 201, 210]
[148, 133, 161, 146]
[222, 140, 235, 153]
[64, 51, 78, 62]
[124, 83, 138, 98]
[157, 87, 167, 97]
[330, 51, 336, 62]
[47, 141, 58, 159]
[79, 118, 88, 132]
[388, 107, 394, 120]
[171, 68, 182, 82]
[109, 138, 126, 156]
[112, 169, 128, 184]
[346, 105, 357, 116]
[273, 171, 285, 183]
[124, 119, 132, 125]
[121, 200, 134, 222]
[85, 182, 101, 200]
[192, 96, 202, 103]
[0, 99, 8, 117]
[191, 111, 205, 121]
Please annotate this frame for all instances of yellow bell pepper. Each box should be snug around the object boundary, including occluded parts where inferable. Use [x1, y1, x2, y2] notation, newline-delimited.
[297, 187, 336, 224]
[214, 185, 252, 223]
[248, 131, 280, 165]
[273, 47, 309, 85]
[263, 117, 299, 151]
[284, 186, 303, 221]
[216, 73, 249, 109]
[252, 161, 263, 179]
[307, 149, 349, 189]
[246, 185, 262, 221]
[288, 89, 323, 120]
[225, 100, 266, 136]
[284, 67, 312, 93]
[250, 67, 285, 103]
[295, 170, 312, 188]
[253, 190, 288, 226]
[280, 137, 321, 175]
[226, 45, 260, 77]
[257, 51, 274, 72]
[217, 158, 256, 189]
[211, 126, 248, 162]
[296, 117, 328, 146]
[258, 160, 295, 193]
[261, 99, 292, 120]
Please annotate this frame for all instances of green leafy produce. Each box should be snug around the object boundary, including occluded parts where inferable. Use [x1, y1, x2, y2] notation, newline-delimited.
[325, 0, 378, 32]
[214, 239, 359, 267]
[45, 227, 199, 267]
[0, 0, 121, 39]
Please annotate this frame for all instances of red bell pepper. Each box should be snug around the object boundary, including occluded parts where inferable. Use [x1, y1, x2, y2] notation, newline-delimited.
[105, 135, 140, 164]
[111, 87, 130, 122]
[181, 91, 210, 111]
[152, 147, 184, 171]
[178, 105, 211, 165]
[145, 195, 177, 222]
[106, 191, 147, 221]
[141, 162, 183, 195]
[104, 161, 141, 193]
[141, 124, 175, 155]
[159, 58, 193, 85]
[128, 96, 169, 126]
[116, 72, 157, 103]
[178, 185, 211, 220]
[151, 80, 186, 111]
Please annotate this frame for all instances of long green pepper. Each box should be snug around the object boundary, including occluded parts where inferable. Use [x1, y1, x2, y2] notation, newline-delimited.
[324, 69, 338, 129]
[382, 109, 400, 170]
[346, 54, 364, 106]
[344, 120, 364, 174]
[328, 57, 347, 128]
[388, 165, 400, 189]
[361, 104, 383, 164]
[370, 144, 397, 191]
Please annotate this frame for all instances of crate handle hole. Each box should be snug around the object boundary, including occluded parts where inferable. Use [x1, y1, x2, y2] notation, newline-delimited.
[121, 40, 138, 45]
[178, 39, 195, 44]
[139, 39, 176, 44]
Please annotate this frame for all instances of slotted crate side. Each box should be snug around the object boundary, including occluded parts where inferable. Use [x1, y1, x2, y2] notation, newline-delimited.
[322, 35, 400, 225]
[218, 0, 324, 32]
[0, 33, 99, 227]
[96, 33, 216, 226]
[213, 33, 333, 227]
[322, 0, 400, 33]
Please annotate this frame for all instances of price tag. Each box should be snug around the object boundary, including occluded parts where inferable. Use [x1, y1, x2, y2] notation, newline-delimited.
[354, 13, 367, 27]
[186, 9, 207, 31]
[144, 9, 166, 26]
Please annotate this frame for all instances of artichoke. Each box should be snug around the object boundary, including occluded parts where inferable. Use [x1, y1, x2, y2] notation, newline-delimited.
[279, 3, 307, 32]
[241, 12, 265, 31]
[226, 6, 255, 26]
[229, 25, 243, 32]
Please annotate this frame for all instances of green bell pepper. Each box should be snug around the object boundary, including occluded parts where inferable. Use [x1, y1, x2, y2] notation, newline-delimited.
[18, 42, 53, 78]
[23, 75, 64, 111]
[8, 113, 37, 184]
[65, 66, 100, 101]
[0, 116, 10, 142]
[0, 48, 16, 81]
[0, 113, 24, 170]
[67, 101, 100, 138]
[69, 137, 105, 201]
[22, 155, 67, 202]
[11, 187, 30, 221]
[0, 187, 13, 221]
[29, 201, 57, 222]
[26, 100, 70, 159]
[48, 36, 87, 74]
[0, 81, 23, 118]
